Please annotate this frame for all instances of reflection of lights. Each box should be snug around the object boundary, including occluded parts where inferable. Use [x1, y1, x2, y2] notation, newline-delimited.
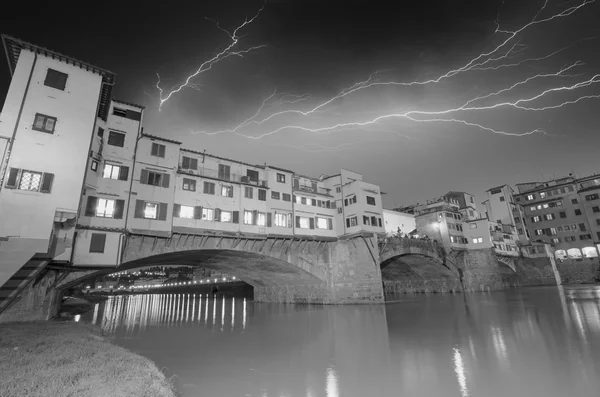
[74, 314, 81, 322]
[326, 366, 339, 397]
[243, 298, 247, 329]
[92, 303, 99, 325]
[490, 326, 509, 369]
[453, 348, 469, 397]
[214, 278, 218, 282]
[232, 276, 236, 280]
[222, 277, 226, 281]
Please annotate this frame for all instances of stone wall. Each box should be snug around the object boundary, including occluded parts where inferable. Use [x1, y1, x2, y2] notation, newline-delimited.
[557, 258, 599, 284]
[511, 256, 557, 287]
[451, 249, 505, 292]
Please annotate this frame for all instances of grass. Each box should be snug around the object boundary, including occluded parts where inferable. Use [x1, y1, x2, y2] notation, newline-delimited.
[0, 321, 177, 397]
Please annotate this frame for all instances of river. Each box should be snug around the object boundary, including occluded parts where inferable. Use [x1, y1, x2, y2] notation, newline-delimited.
[80, 286, 600, 397]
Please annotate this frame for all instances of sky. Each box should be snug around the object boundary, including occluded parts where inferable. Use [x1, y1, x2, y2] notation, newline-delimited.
[1, 0, 599, 211]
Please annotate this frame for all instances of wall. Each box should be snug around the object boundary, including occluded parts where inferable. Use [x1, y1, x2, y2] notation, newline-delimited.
[464, 219, 493, 250]
[72, 229, 123, 266]
[556, 258, 599, 284]
[382, 209, 415, 235]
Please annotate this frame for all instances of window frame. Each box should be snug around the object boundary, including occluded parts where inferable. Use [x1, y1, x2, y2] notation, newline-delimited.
[182, 178, 196, 191]
[32, 113, 57, 134]
[107, 131, 125, 147]
[143, 202, 159, 219]
[150, 142, 166, 158]
[366, 196, 376, 206]
[96, 198, 116, 218]
[44, 68, 68, 91]
[276, 173, 286, 183]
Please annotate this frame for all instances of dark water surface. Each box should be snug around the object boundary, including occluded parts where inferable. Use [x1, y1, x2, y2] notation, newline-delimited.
[82, 286, 600, 397]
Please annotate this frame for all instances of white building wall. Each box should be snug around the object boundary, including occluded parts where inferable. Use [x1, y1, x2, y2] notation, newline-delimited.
[72, 230, 122, 266]
[382, 209, 415, 235]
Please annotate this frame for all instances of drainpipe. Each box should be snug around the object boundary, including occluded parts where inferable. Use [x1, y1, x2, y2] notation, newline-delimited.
[0, 52, 37, 191]
[122, 120, 144, 265]
[340, 175, 347, 236]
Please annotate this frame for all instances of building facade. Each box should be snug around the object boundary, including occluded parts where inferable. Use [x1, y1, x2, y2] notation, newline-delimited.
[382, 209, 416, 236]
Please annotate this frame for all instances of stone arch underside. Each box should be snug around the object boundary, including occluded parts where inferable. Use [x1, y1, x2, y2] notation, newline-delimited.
[381, 253, 463, 295]
[62, 249, 325, 290]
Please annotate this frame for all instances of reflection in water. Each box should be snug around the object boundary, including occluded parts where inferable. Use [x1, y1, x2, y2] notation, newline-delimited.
[83, 286, 600, 397]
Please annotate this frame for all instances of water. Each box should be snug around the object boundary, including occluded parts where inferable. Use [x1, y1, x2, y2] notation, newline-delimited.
[81, 286, 600, 397]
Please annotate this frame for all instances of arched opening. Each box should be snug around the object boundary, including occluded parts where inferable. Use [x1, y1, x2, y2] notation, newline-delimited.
[61, 249, 326, 301]
[496, 258, 518, 288]
[380, 254, 462, 297]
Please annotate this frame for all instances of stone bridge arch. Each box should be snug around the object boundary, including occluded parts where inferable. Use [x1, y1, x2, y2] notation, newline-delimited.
[495, 256, 517, 273]
[378, 237, 463, 295]
[60, 232, 386, 304]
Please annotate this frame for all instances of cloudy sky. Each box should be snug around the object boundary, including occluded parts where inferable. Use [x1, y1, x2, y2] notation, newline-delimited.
[1, 0, 599, 210]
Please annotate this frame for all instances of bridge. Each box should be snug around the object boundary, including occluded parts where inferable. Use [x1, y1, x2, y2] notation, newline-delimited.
[0, 233, 560, 322]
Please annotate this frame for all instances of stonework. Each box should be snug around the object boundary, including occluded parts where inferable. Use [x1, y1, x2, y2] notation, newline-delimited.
[557, 259, 599, 284]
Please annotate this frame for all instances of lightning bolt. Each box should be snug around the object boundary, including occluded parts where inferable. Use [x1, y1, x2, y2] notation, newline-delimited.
[156, 4, 267, 109]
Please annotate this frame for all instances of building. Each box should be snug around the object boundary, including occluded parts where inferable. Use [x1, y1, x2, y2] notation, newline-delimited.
[0, 35, 115, 288]
[413, 197, 469, 248]
[482, 184, 530, 244]
[514, 175, 600, 261]
[382, 209, 415, 236]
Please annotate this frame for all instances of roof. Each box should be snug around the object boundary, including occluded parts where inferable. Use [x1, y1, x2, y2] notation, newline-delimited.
[141, 133, 181, 145]
[181, 147, 266, 169]
[486, 184, 508, 192]
[266, 164, 295, 174]
[112, 98, 144, 110]
[2, 34, 116, 121]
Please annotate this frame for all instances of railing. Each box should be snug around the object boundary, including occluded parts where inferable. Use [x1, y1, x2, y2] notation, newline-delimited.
[294, 184, 332, 196]
[178, 166, 268, 188]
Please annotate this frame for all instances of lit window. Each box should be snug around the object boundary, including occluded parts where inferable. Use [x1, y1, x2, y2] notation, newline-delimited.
[299, 217, 310, 228]
[221, 211, 232, 222]
[244, 210, 253, 225]
[540, 192, 546, 198]
[567, 248, 582, 259]
[96, 198, 115, 218]
[470, 223, 477, 229]
[103, 164, 121, 179]
[527, 194, 534, 201]
[277, 173, 286, 183]
[202, 208, 214, 221]
[542, 204, 549, 209]
[144, 203, 158, 219]
[182, 178, 196, 191]
[221, 185, 233, 197]
[179, 206, 194, 219]
[275, 213, 289, 227]
[18, 171, 42, 191]
[582, 247, 598, 258]
[316, 217, 328, 229]
[257, 212, 266, 226]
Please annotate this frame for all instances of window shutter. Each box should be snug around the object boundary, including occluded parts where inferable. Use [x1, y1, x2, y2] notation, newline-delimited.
[267, 212, 272, 227]
[158, 202, 168, 221]
[232, 211, 239, 224]
[252, 210, 258, 225]
[346, 218, 350, 228]
[159, 145, 166, 158]
[98, 127, 104, 137]
[296, 216, 301, 228]
[182, 157, 189, 169]
[119, 166, 129, 181]
[328, 218, 333, 230]
[311, 199, 316, 206]
[85, 196, 98, 216]
[134, 199, 145, 218]
[151, 143, 158, 156]
[5, 168, 20, 189]
[371, 216, 377, 226]
[293, 194, 296, 202]
[191, 158, 198, 170]
[215, 208, 221, 222]
[162, 173, 170, 188]
[194, 206, 203, 219]
[378, 218, 382, 227]
[140, 169, 149, 184]
[40, 173, 54, 193]
[228, 187, 233, 198]
[311, 182, 317, 191]
[287, 214, 292, 228]
[114, 200, 125, 219]
[309, 218, 315, 229]
[293, 179, 299, 189]
[89, 233, 107, 253]
[173, 204, 181, 218]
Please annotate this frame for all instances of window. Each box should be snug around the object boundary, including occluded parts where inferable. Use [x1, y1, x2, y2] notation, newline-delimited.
[571, 198, 578, 204]
[102, 163, 128, 181]
[44, 69, 68, 90]
[366, 196, 376, 205]
[282, 193, 291, 201]
[203, 182, 215, 194]
[527, 194, 535, 201]
[592, 206, 600, 213]
[219, 164, 231, 180]
[221, 185, 233, 197]
[469, 210, 474, 217]
[277, 173, 286, 183]
[147, 171, 162, 186]
[246, 169, 258, 182]
[540, 192, 546, 199]
[559, 211, 567, 218]
[585, 193, 599, 201]
[179, 205, 194, 219]
[311, 199, 317, 206]
[515, 216, 521, 223]
[244, 210, 253, 225]
[316, 217, 329, 229]
[353, 196, 357, 204]
[182, 178, 196, 191]
[580, 234, 592, 240]
[470, 197, 474, 203]
[534, 229, 543, 236]
[144, 203, 158, 219]
[271, 191, 280, 200]
[544, 213, 554, 221]
[221, 211, 232, 222]
[565, 236, 576, 242]
[97, 127, 104, 137]
[363, 216, 370, 225]
[472, 238, 483, 244]
[5, 169, 54, 194]
[202, 208, 214, 221]
[181, 156, 198, 170]
[113, 108, 127, 117]
[551, 238, 561, 244]
[490, 188, 502, 195]
[91, 160, 98, 172]
[297, 216, 311, 229]
[301, 197, 307, 205]
[575, 209, 582, 216]
[596, 219, 600, 226]
[337, 207, 342, 214]
[549, 227, 557, 235]
[500, 196, 505, 202]
[579, 223, 587, 231]
[107, 131, 125, 147]
[258, 189, 266, 201]
[470, 223, 477, 229]
[532, 216, 541, 223]
[518, 228, 523, 234]
[346, 216, 358, 227]
[151, 143, 166, 158]
[257, 212, 266, 226]
[275, 213, 291, 227]
[32, 113, 57, 134]
[244, 186, 253, 199]
[96, 198, 115, 218]
[89, 233, 106, 254]
[336, 187, 341, 193]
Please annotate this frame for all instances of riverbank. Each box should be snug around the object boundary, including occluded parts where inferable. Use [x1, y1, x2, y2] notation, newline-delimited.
[0, 321, 177, 397]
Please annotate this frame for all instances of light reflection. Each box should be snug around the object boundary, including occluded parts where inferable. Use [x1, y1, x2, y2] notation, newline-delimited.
[92, 303, 99, 325]
[243, 298, 247, 330]
[231, 298, 235, 329]
[490, 325, 509, 369]
[74, 314, 81, 322]
[453, 348, 469, 397]
[212, 296, 217, 328]
[221, 296, 225, 332]
[325, 366, 339, 397]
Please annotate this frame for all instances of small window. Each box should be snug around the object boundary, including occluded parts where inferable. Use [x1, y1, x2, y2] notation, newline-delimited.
[91, 160, 98, 172]
[44, 69, 68, 91]
[221, 211, 233, 222]
[202, 208, 214, 221]
[336, 187, 341, 193]
[575, 209, 582, 216]
[363, 216, 370, 225]
[244, 186, 253, 199]
[221, 185, 233, 198]
[89, 233, 107, 253]
[151, 142, 166, 158]
[204, 182, 215, 195]
[571, 198, 578, 204]
[144, 202, 158, 219]
[470, 223, 477, 229]
[113, 107, 127, 117]
[366, 196, 376, 205]
[271, 191, 280, 200]
[256, 212, 267, 226]
[96, 198, 115, 218]
[560, 211, 567, 218]
[179, 205, 194, 219]
[277, 173, 286, 183]
[592, 206, 600, 213]
[107, 131, 125, 147]
[244, 210, 253, 225]
[258, 189, 266, 201]
[499, 196, 505, 202]
[220, 164, 232, 180]
[316, 217, 329, 229]
[181, 156, 198, 170]
[147, 172, 162, 186]
[97, 127, 104, 137]
[32, 113, 57, 134]
[182, 178, 196, 191]
[527, 194, 535, 201]
[282, 193, 291, 202]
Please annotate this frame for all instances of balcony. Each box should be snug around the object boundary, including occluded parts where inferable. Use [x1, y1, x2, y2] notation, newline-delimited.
[178, 166, 268, 188]
[293, 184, 333, 197]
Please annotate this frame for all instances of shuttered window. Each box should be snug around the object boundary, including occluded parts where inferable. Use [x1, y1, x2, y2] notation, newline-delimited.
[89, 233, 107, 253]
[133, 200, 168, 220]
[44, 69, 68, 90]
[181, 156, 198, 170]
[4, 168, 54, 193]
[140, 169, 170, 188]
[203, 181, 215, 194]
[258, 189, 266, 201]
[151, 143, 166, 158]
[107, 131, 125, 147]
